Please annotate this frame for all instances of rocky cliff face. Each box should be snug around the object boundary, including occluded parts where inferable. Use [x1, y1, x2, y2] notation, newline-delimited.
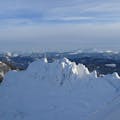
[0, 62, 10, 82]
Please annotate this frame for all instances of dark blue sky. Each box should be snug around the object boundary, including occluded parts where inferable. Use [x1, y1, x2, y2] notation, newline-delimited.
[0, 0, 120, 52]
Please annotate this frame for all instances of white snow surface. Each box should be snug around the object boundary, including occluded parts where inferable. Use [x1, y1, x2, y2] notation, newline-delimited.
[0, 58, 120, 120]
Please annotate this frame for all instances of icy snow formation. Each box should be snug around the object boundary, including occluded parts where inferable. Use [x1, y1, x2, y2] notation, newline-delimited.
[0, 58, 120, 120]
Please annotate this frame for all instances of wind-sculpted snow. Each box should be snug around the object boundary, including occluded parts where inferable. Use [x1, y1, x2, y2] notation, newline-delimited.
[0, 58, 120, 120]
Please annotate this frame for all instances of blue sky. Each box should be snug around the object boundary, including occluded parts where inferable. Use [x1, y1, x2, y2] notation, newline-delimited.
[0, 0, 120, 52]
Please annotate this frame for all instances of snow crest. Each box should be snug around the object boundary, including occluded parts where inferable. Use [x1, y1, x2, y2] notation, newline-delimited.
[25, 57, 90, 85]
[1, 58, 120, 120]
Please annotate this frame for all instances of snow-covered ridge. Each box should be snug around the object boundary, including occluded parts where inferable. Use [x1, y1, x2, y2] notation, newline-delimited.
[1, 58, 120, 120]
[12, 57, 119, 86]
[25, 57, 91, 84]
[3, 57, 120, 95]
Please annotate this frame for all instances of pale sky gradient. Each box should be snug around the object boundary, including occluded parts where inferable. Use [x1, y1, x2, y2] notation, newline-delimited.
[0, 0, 120, 52]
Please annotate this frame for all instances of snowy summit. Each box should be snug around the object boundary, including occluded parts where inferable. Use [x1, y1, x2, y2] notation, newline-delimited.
[0, 58, 120, 120]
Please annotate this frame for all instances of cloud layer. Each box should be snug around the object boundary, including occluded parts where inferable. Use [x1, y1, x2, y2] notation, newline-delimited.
[0, 23, 120, 52]
[0, 0, 120, 25]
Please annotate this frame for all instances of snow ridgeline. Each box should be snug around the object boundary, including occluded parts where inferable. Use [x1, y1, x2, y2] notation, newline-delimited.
[5, 57, 120, 86]
[1, 58, 120, 120]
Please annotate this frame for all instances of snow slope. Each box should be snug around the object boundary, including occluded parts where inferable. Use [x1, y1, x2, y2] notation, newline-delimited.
[0, 58, 120, 120]
[89, 91, 120, 120]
